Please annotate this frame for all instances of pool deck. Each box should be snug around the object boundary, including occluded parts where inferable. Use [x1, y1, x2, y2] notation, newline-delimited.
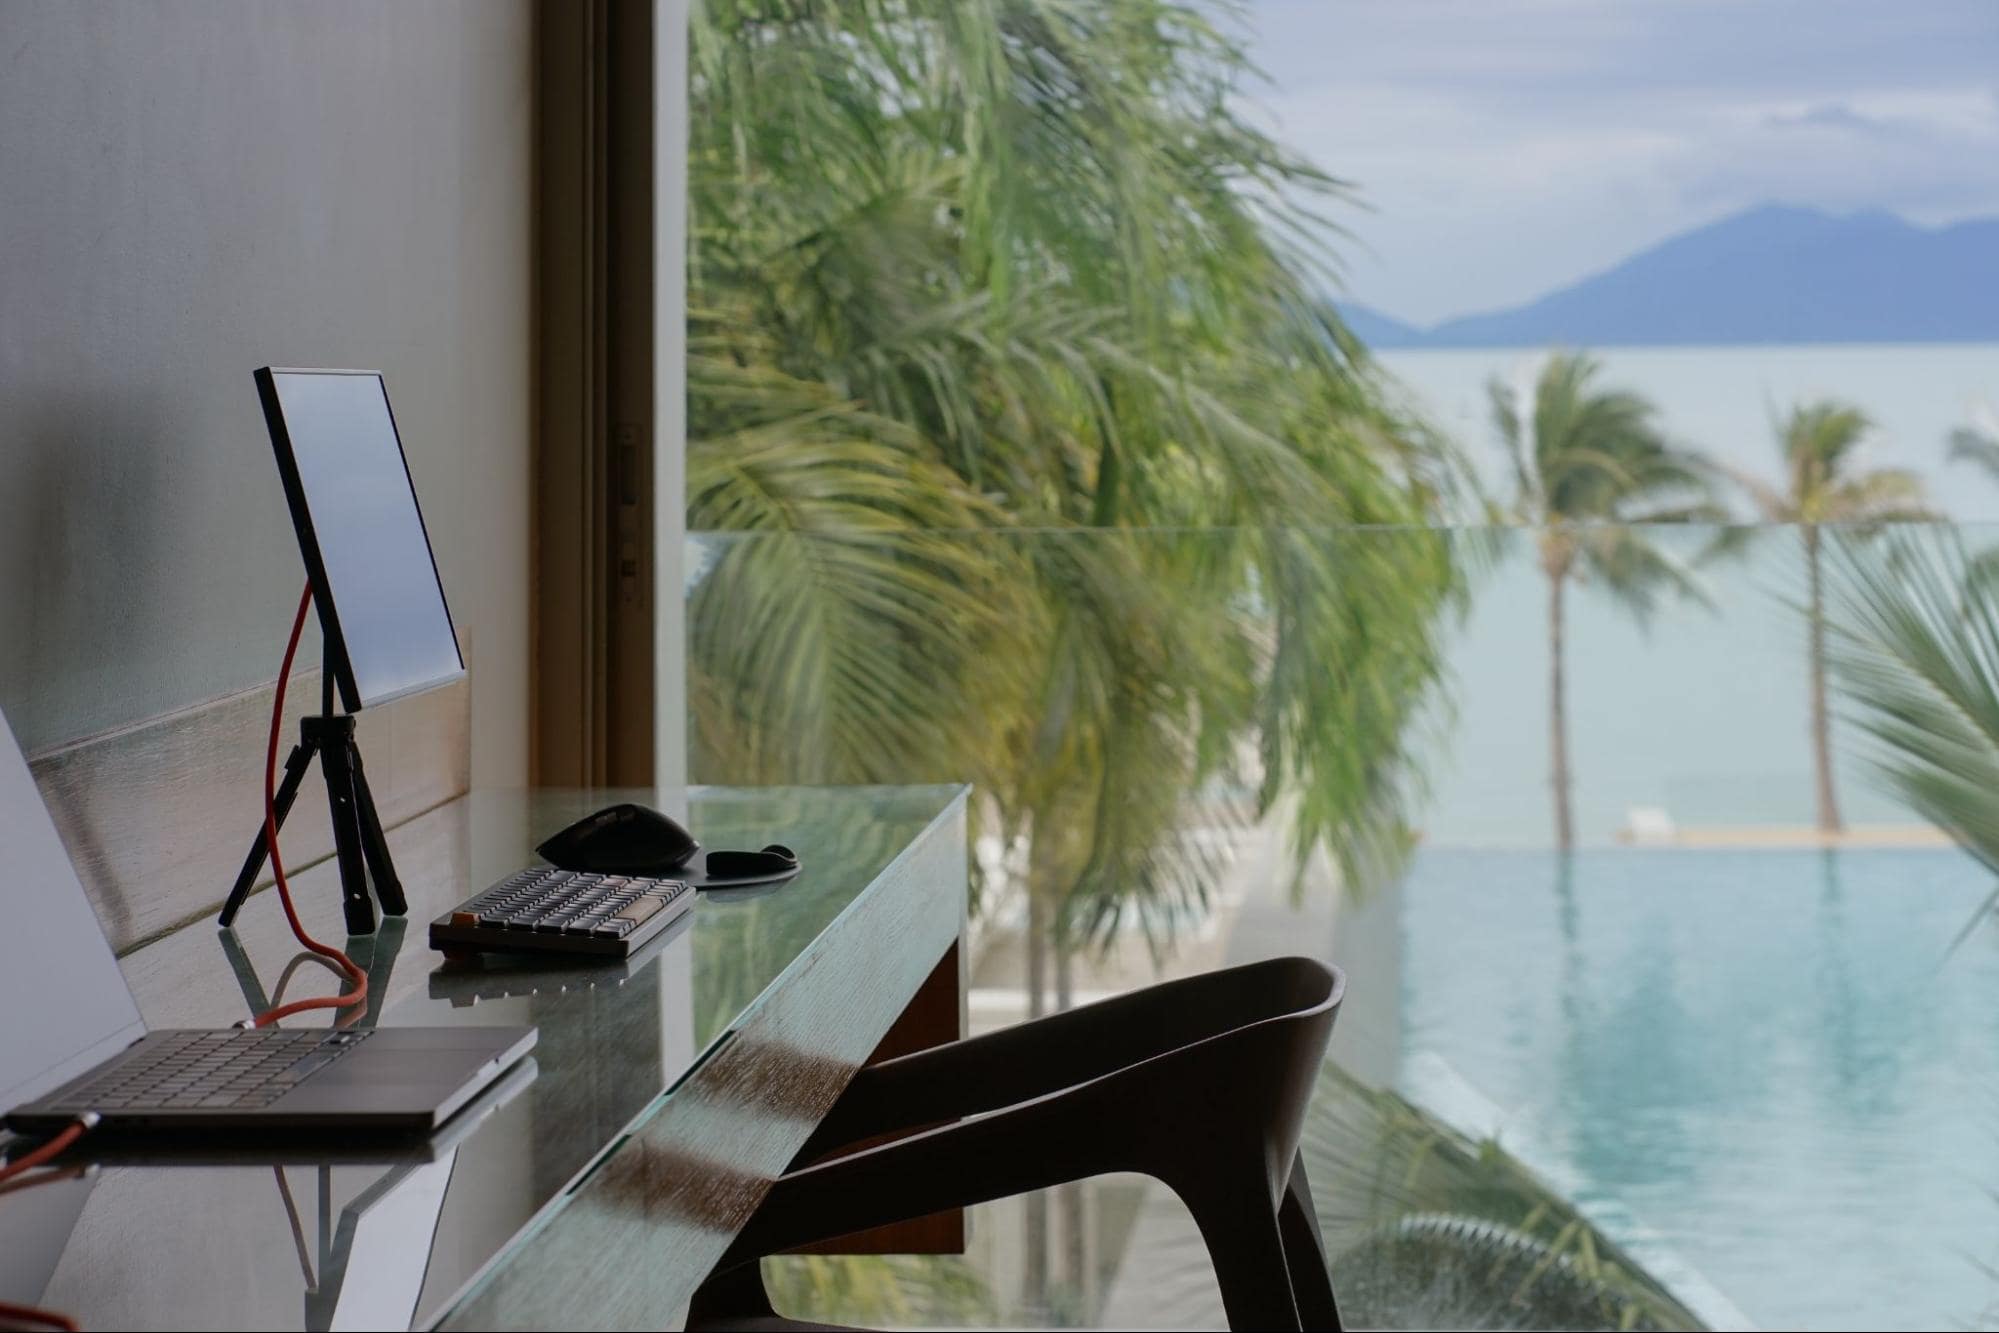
[1614, 823, 1954, 849]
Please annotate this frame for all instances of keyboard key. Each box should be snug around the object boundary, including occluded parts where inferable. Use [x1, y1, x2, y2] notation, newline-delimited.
[437, 867, 690, 954]
[617, 894, 669, 926]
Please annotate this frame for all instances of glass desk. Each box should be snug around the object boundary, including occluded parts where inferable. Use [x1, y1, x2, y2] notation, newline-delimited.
[13, 784, 969, 1331]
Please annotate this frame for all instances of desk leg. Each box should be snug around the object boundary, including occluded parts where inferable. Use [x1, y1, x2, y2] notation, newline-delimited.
[796, 937, 966, 1255]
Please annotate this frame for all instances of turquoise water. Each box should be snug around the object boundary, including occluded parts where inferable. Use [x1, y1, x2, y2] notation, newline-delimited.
[1400, 846, 1999, 1331]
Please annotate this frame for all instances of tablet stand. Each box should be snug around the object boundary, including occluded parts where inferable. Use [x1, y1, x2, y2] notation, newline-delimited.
[218, 654, 406, 935]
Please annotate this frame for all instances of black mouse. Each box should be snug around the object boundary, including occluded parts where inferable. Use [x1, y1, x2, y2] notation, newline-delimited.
[536, 803, 699, 877]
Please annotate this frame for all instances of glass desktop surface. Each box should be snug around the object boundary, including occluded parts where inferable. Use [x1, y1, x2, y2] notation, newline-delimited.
[23, 783, 965, 1332]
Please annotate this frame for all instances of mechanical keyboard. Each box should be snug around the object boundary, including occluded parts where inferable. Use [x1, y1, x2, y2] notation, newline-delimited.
[427, 866, 694, 959]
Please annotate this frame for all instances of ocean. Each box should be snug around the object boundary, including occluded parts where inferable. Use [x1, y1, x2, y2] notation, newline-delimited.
[1376, 344, 1999, 847]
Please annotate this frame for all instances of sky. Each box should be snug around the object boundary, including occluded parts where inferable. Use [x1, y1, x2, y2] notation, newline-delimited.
[1241, 0, 1999, 326]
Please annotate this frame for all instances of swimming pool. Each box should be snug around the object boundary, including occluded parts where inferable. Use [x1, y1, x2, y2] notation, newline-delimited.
[1401, 846, 1999, 1332]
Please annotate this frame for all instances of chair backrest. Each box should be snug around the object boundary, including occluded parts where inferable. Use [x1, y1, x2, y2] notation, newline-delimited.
[1163, 956, 1344, 1193]
[1080, 956, 1344, 1199]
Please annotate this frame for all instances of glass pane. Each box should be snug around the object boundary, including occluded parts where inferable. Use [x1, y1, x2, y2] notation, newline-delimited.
[685, 521, 1999, 1329]
[681, 0, 1996, 1325]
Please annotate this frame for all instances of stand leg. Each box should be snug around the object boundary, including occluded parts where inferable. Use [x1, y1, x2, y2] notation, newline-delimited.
[342, 916, 405, 1028]
[217, 928, 276, 1014]
[318, 734, 378, 936]
[345, 739, 407, 917]
[220, 709, 407, 937]
[220, 739, 319, 927]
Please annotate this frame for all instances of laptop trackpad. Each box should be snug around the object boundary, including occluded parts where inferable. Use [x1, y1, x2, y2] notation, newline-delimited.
[283, 1047, 492, 1114]
[333, 1050, 476, 1083]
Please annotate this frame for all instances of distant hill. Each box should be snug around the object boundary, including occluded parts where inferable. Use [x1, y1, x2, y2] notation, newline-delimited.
[1342, 205, 1999, 349]
[1334, 303, 1425, 346]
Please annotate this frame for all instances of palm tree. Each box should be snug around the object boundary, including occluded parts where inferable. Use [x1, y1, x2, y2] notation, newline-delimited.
[1718, 401, 1930, 834]
[1489, 353, 1722, 851]
[689, 0, 1468, 927]
[687, 5, 1471, 1304]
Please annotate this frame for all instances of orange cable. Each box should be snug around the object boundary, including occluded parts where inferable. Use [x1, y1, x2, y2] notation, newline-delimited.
[0, 1120, 92, 1190]
[0, 1119, 93, 1332]
[0, 587, 358, 1333]
[0, 1166, 84, 1201]
[0, 1298, 79, 1332]
[0, 585, 362, 1333]
[247, 583, 368, 1028]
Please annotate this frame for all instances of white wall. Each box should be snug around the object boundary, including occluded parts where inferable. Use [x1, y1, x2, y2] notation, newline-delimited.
[0, 0, 533, 784]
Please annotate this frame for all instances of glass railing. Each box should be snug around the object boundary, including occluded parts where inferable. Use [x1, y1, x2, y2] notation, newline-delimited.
[685, 521, 1999, 1331]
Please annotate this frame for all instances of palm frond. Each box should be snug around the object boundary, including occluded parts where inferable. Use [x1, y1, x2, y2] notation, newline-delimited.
[1491, 351, 1722, 625]
[1575, 525, 1714, 624]
[1702, 397, 1936, 590]
[1703, 455, 1788, 523]
[1948, 426, 1999, 482]
[1781, 401, 1873, 509]
[1827, 530, 1999, 948]
[1821, 468, 1935, 525]
[1302, 1060, 1703, 1331]
[1489, 377, 1540, 518]
[689, 0, 1470, 939]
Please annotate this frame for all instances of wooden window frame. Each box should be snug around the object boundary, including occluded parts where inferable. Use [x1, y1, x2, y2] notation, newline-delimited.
[532, 0, 685, 788]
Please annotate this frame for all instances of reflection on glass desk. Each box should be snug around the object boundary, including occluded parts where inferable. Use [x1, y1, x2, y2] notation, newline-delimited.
[13, 784, 968, 1331]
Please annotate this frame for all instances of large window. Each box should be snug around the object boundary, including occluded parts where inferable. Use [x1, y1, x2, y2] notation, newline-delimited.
[681, 2, 1999, 1326]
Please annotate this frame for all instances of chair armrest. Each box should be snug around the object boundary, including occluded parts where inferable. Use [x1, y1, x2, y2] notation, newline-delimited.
[801, 958, 1336, 1160]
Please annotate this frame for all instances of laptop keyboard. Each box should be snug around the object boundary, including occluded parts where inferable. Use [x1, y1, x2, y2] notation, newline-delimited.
[47, 1028, 373, 1113]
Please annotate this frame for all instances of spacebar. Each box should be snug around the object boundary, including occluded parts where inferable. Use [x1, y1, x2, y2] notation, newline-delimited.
[611, 895, 667, 928]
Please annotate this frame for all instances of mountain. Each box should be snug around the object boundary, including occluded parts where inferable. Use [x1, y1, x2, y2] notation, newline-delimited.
[1346, 205, 1999, 349]
[1334, 303, 1425, 346]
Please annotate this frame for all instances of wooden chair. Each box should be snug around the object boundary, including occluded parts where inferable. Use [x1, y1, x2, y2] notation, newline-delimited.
[689, 955, 1346, 1331]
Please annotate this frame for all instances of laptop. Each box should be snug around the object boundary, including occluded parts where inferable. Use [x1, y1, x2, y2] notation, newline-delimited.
[0, 1058, 536, 1321]
[0, 708, 535, 1142]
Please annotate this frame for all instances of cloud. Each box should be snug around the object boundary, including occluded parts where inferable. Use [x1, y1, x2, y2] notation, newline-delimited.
[1768, 105, 1898, 136]
[1241, 0, 1999, 323]
[1673, 89, 1999, 219]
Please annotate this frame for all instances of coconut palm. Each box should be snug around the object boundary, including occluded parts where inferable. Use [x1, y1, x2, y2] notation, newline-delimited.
[1717, 401, 1931, 833]
[1489, 353, 1723, 851]
[688, 0, 1467, 932]
[686, 5, 1470, 1303]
